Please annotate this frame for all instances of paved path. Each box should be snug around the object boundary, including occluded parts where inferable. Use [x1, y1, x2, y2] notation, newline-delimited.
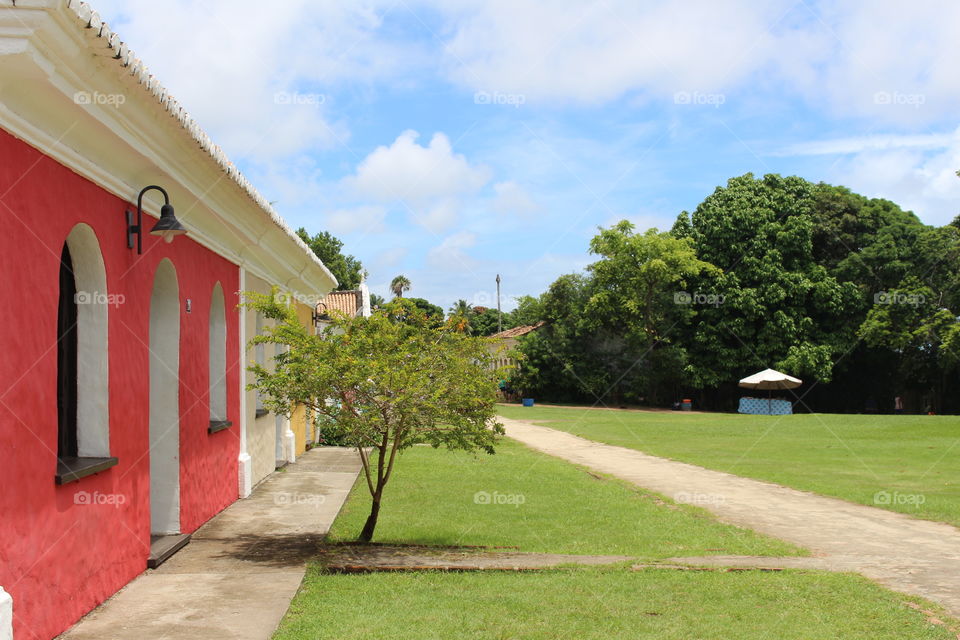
[501, 416, 960, 617]
[59, 448, 361, 640]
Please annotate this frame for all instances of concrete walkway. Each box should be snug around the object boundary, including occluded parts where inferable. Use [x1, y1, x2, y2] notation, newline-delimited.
[60, 447, 361, 640]
[501, 416, 960, 617]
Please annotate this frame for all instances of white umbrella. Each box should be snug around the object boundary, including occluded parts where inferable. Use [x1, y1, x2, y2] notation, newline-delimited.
[738, 368, 802, 413]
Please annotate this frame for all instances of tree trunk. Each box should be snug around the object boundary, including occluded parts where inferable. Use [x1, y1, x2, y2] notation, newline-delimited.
[358, 496, 381, 542]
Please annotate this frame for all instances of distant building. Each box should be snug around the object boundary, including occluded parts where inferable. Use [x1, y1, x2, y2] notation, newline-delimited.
[315, 281, 372, 326]
[488, 322, 546, 372]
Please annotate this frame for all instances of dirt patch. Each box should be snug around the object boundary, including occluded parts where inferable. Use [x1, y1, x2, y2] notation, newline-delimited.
[316, 543, 632, 572]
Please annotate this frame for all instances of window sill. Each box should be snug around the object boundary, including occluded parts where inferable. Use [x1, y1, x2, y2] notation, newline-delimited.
[208, 420, 232, 434]
[255, 408, 269, 418]
[56, 456, 119, 485]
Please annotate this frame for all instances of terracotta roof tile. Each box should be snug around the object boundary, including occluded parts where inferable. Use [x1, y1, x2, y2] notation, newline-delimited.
[490, 321, 546, 339]
[317, 290, 361, 318]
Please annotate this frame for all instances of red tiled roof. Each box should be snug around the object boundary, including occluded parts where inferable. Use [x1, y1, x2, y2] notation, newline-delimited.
[317, 290, 361, 318]
[489, 321, 546, 339]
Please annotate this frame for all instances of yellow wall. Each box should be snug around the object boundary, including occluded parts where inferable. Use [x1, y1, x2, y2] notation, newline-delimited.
[289, 300, 315, 455]
[244, 273, 278, 487]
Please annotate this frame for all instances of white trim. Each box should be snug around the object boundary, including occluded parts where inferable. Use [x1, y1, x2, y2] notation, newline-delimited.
[237, 266, 252, 498]
[65, 224, 110, 458]
[284, 426, 296, 464]
[0, 586, 11, 640]
[208, 282, 227, 422]
[149, 259, 181, 534]
[238, 452, 252, 499]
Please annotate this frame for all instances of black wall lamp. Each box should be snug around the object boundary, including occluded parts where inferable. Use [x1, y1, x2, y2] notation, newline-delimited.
[126, 185, 187, 254]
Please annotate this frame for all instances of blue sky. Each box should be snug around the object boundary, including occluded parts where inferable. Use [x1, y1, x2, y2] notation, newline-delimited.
[94, 0, 960, 310]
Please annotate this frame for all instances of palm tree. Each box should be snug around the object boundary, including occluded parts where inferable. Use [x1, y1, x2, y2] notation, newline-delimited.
[390, 275, 411, 298]
[449, 299, 471, 317]
[448, 299, 473, 333]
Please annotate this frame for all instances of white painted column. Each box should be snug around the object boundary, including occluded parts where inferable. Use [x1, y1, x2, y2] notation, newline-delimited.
[237, 265, 252, 498]
[0, 586, 12, 640]
[284, 414, 296, 464]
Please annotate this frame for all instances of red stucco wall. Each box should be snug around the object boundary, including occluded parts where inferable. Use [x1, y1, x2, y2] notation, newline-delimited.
[0, 128, 241, 640]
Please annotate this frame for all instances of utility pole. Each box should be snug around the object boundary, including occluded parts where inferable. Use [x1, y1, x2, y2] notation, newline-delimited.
[495, 273, 502, 333]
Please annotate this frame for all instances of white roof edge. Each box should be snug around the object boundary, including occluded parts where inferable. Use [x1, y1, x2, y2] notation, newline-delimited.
[61, 0, 338, 289]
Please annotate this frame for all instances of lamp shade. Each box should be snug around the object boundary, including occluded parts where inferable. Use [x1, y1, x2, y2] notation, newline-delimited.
[150, 203, 187, 243]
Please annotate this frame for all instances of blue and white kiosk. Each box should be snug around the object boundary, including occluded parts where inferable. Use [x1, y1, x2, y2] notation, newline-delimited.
[738, 368, 802, 415]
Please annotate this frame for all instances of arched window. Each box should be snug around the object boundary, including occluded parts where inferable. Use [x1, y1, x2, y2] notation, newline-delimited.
[56, 224, 115, 484]
[207, 283, 230, 433]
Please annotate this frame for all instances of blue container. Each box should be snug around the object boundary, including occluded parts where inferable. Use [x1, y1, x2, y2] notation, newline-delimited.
[522, 398, 535, 407]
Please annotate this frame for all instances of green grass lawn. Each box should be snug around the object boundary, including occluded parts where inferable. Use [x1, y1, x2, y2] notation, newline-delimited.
[327, 439, 801, 559]
[498, 405, 960, 526]
[275, 568, 957, 640]
[276, 437, 959, 640]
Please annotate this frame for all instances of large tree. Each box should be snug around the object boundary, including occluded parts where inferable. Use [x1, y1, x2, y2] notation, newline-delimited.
[296, 228, 364, 291]
[584, 221, 719, 404]
[245, 292, 504, 542]
[673, 173, 862, 390]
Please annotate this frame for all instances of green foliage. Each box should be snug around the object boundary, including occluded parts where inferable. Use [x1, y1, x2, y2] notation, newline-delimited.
[469, 306, 504, 336]
[243, 290, 505, 541]
[678, 174, 862, 386]
[295, 228, 364, 291]
[517, 173, 960, 412]
[402, 297, 445, 323]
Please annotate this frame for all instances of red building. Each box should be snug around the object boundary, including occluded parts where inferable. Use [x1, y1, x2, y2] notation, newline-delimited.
[0, 2, 336, 638]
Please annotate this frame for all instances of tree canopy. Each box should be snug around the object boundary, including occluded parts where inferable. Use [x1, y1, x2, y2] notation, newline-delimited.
[244, 292, 504, 541]
[296, 228, 364, 291]
[508, 173, 960, 414]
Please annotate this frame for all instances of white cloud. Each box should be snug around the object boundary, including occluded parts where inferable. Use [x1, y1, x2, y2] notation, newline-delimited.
[92, 0, 415, 159]
[324, 206, 388, 235]
[797, 1, 960, 126]
[348, 130, 490, 200]
[776, 132, 958, 157]
[427, 231, 478, 270]
[343, 130, 491, 231]
[492, 181, 541, 216]
[371, 246, 409, 270]
[440, 1, 790, 104]
[437, 0, 960, 127]
[771, 128, 960, 225]
[829, 146, 960, 226]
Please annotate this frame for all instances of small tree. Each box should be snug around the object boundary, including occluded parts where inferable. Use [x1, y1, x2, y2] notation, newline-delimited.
[244, 292, 504, 542]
